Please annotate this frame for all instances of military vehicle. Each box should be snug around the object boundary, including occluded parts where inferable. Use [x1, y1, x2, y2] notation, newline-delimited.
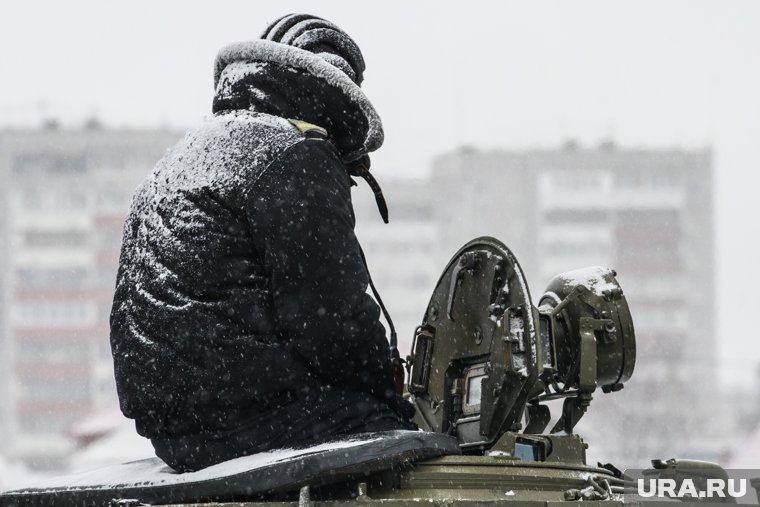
[1, 237, 750, 506]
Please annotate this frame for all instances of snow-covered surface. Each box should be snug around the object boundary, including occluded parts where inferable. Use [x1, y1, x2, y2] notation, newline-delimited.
[555, 266, 617, 297]
[152, 110, 299, 196]
[0, 456, 48, 491]
[213, 39, 383, 159]
[67, 424, 155, 475]
[9, 435, 381, 492]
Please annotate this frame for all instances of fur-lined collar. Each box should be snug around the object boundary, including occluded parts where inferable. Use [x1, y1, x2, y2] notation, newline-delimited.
[213, 40, 383, 162]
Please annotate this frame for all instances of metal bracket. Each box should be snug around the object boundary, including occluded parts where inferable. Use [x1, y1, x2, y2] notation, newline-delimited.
[577, 317, 601, 392]
[551, 393, 593, 434]
[524, 402, 551, 434]
[447, 252, 478, 320]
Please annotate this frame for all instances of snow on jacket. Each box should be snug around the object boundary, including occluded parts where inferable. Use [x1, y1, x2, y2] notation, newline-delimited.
[110, 40, 395, 438]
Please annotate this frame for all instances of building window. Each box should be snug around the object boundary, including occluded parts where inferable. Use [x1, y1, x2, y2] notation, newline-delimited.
[614, 170, 680, 189]
[16, 340, 90, 362]
[13, 301, 97, 327]
[14, 190, 88, 211]
[616, 209, 680, 227]
[544, 209, 609, 224]
[16, 190, 43, 210]
[15, 267, 88, 288]
[59, 191, 87, 210]
[393, 203, 433, 221]
[543, 240, 608, 257]
[19, 410, 82, 434]
[21, 229, 88, 248]
[95, 228, 125, 249]
[625, 275, 685, 297]
[13, 153, 86, 174]
[20, 379, 90, 402]
[547, 170, 606, 191]
[97, 189, 132, 213]
[632, 306, 688, 330]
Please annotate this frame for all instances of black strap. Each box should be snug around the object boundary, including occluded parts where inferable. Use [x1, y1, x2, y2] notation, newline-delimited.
[358, 246, 397, 356]
[358, 170, 389, 224]
[350, 156, 395, 357]
[347, 156, 389, 224]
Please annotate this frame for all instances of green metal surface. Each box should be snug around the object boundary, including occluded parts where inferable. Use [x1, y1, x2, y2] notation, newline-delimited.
[9, 236, 747, 507]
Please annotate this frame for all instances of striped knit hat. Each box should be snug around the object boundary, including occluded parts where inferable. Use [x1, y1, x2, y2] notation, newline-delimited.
[260, 14, 366, 85]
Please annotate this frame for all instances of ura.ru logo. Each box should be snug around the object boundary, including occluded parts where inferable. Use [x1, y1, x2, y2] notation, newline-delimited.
[637, 478, 747, 499]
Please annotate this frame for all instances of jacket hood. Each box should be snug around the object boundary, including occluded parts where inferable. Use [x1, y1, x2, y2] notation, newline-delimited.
[213, 40, 383, 162]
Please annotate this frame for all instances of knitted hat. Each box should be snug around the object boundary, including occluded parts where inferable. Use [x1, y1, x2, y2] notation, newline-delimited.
[260, 14, 366, 85]
[212, 14, 383, 161]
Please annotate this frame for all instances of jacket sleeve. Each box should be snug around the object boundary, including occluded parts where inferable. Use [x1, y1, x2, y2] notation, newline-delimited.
[247, 138, 396, 403]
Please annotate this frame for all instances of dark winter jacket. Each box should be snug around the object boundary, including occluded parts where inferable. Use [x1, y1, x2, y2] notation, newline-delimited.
[110, 40, 395, 438]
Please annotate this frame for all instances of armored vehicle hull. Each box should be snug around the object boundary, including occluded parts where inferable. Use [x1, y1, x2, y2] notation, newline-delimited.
[2, 237, 744, 506]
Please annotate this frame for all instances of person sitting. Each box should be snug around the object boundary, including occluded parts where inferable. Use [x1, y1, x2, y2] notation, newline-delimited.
[109, 13, 415, 472]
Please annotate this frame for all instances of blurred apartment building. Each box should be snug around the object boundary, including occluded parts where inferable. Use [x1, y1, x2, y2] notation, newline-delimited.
[358, 142, 714, 466]
[0, 125, 181, 469]
[0, 126, 715, 470]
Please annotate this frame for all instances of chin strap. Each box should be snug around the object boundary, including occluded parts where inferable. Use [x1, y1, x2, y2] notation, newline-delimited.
[347, 155, 389, 224]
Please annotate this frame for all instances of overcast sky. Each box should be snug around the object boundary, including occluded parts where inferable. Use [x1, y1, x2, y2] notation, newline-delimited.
[2, 0, 759, 387]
